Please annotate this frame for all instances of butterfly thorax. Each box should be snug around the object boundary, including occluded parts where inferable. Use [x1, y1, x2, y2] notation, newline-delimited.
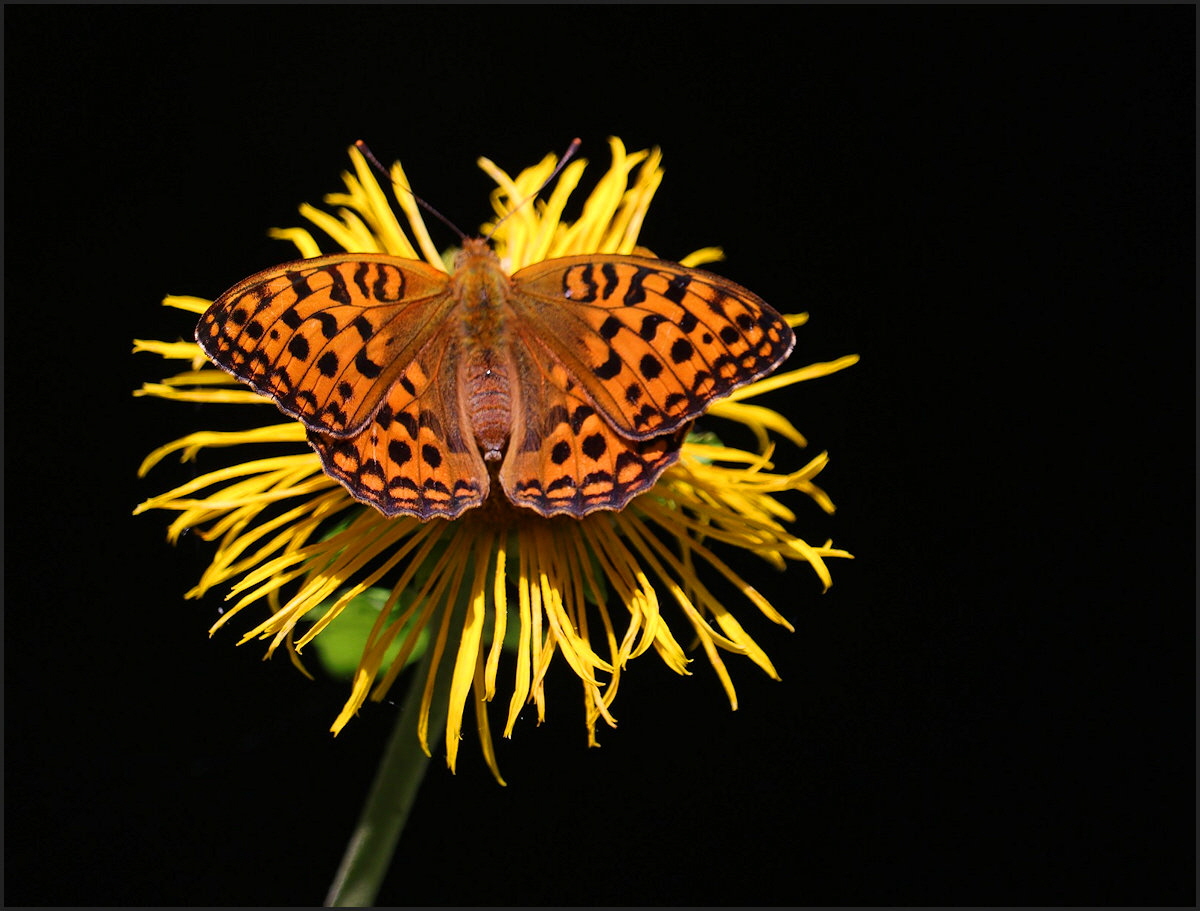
[452, 238, 517, 462]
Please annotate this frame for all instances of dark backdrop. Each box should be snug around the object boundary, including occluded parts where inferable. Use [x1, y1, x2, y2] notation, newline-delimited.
[6, 6, 1193, 907]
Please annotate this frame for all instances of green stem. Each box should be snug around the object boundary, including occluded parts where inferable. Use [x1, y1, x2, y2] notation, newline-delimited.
[323, 643, 449, 908]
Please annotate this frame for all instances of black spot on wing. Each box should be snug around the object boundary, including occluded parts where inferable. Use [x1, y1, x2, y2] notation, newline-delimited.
[352, 263, 372, 298]
[287, 270, 315, 299]
[317, 351, 339, 377]
[662, 273, 691, 305]
[639, 354, 662, 380]
[669, 338, 694, 364]
[355, 350, 382, 379]
[638, 313, 666, 340]
[623, 266, 652, 307]
[582, 433, 607, 460]
[325, 268, 352, 305]
[599, 315, 622, 339]
[388, 440, 411, 465]
[594, 348, 623, 380]
[314, 311, 339, 339]
[598, 263, 619, 299]
[352, 315, 374, 342]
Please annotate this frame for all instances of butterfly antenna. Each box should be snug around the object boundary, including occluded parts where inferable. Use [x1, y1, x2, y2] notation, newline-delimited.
[354, 140, 468, 242]
[485, 137, 582, 239]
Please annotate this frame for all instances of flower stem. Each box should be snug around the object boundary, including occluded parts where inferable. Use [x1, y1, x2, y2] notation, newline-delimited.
[324, 643, 449, 907]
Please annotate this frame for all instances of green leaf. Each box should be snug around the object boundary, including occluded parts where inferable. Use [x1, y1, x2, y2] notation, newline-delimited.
[305, 587, 428, 680]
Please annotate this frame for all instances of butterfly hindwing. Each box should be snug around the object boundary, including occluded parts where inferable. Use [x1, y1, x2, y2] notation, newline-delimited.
[307, 332, 488, 520]
[499, 341, 687, 517]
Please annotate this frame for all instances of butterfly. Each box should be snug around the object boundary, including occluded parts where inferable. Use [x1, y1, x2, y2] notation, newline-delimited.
[196, 237, 795, 520]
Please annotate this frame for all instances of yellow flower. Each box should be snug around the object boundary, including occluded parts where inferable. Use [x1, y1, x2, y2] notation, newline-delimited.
[134, 137, 857, 785]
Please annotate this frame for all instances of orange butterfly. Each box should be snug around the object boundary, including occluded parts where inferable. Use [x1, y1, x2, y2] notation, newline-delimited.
[196, 238, 794, 520]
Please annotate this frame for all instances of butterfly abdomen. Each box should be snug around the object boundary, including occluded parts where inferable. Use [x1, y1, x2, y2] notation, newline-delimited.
[460, 350, 514, 463]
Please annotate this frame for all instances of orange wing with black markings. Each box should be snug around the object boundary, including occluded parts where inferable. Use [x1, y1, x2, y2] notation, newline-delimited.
[196, 253, 454, 436]
[509, 255, 794, 439]
[196, 239, 794, 520]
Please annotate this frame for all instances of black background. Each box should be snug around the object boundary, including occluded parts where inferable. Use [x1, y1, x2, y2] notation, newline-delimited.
[6, 6, 1194, 908]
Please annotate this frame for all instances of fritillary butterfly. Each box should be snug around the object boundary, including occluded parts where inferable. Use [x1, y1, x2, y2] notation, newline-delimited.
[196, 238, 795, 519]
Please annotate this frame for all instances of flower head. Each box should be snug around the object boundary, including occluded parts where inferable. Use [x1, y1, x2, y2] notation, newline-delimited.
[135, 138, 856, 783]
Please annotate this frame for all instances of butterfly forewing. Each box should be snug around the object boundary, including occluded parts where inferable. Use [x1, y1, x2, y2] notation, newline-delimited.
[196, 254, 455, 436]
[509, 255, 795, 440]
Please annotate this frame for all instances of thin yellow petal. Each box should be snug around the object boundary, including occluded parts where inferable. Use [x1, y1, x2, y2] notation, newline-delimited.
[266, 226, 324, 259]
[445, 538, 493, 772]
[679, 246, 725, 268]
[727, 355, 860, 401]
[162, 295, 212, 314]
[132, 339, 202, 359]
